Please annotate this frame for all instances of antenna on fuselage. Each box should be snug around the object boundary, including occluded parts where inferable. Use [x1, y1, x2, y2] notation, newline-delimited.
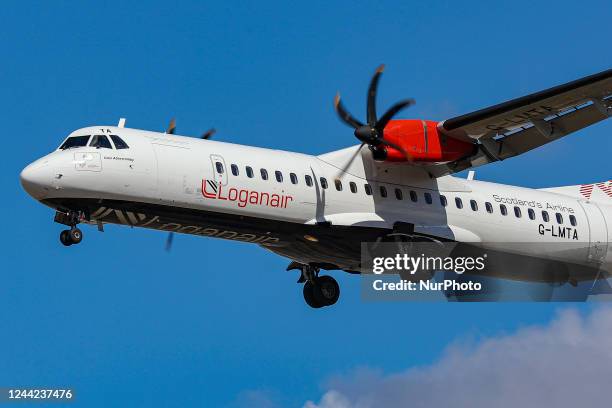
[118, 118, 126, 128]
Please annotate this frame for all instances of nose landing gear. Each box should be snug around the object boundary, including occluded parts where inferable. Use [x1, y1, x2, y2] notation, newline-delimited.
[60, 227, 83, 246]
[55, 210, 85, 247]
[288, 262, 340, 308]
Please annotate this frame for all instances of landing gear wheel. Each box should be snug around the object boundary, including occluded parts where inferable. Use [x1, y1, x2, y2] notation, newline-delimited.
[69, 228, 83, 244]
[60, 230, 72, 246]
[295, 264, 341, 308]
[303, 276, 340, 308]
[303, 281, 322, 309]
[314, 275, 340, 307]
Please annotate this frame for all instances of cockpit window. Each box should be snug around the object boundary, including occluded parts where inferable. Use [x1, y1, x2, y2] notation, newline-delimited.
[59, 135, 90, 150]
[110, 135, 129, 149]
[90, 135, 113, 149]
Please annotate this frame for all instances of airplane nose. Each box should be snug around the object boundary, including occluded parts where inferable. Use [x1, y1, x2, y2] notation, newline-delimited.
[20, 160, 51, 200]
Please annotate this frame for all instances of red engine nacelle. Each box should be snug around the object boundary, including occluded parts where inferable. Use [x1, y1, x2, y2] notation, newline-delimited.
[379, 119, 475, 163]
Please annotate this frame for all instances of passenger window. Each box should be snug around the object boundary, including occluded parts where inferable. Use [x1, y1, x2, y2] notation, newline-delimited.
[424, 192, 432, 204]
[470, 200, 478, 211]
[500, 204, 507, 216]
[215, 162, 224, 174]
[556, 213, 563, 224]
[395, 188, 403, 200]
[410, 191, 418, 202]
[275, 171, 283, 182]
[320, 177, 328, 189]
[455, 197, 463, 209]
[569, 215, 577, 226]
[528, 208, 535, 220]
[290, 173, 298, 185]
[380, 186, 387, 198]
[305, 175, 313, 187]
[90, 135, 113, 149]
[59, 135, 90, 150]
[349, 182, 357, 193]
[110, 135, 129, 149]
[260, 168, 268, 180]
[364, 184, 372, 196]
[514, 206, 522, 218]
[542, 211, 549, 222]
[335, 179, 343, 191]
[231, 164, 239, 176]
[440, 195, 447, 207]
[485, 202, 493, 213]
[246, 166, 254, 178]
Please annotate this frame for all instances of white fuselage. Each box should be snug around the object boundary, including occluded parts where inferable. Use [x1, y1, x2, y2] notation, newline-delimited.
[20, 126, 612, 276]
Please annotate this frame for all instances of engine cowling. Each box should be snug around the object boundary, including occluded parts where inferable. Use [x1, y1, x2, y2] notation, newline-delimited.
[378, 119, 475, 163]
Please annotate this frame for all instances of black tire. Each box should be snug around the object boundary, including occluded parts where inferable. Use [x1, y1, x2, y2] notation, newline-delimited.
[303, 281, 323, 308]
[313, 275, 340, 306]
[60, 230, 72, 246]
[69, 228, 83, 244]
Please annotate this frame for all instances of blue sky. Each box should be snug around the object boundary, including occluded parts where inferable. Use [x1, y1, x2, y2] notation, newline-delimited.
[1, 1, 611, 406]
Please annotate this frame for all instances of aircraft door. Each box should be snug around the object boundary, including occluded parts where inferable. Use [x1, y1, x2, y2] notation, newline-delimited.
[578, 200, 609, 264]
[210, 154, 228, 186]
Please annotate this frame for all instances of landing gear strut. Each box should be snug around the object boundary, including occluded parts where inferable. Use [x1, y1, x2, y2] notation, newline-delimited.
[56, 210, 84, 247]
[290, 263, 340, 308]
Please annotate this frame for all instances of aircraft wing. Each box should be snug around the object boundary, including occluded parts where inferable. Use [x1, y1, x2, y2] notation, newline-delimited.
[431, 69, 612, 176]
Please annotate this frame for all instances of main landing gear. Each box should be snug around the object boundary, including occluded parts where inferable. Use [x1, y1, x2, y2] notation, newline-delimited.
[55, 210, 84, 247]
[288, 262, 340, 308]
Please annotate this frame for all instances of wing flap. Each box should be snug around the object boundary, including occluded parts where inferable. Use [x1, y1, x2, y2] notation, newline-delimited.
[495, 101, 609, 159]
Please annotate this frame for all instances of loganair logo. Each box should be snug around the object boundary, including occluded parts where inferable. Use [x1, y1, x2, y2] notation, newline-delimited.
[579, 181, 612, 200]
[201, 178, 293, 208]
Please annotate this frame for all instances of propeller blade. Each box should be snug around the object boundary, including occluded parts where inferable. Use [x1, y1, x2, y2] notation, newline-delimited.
[376, 99, 415, 132]
[334, 65, 417, 160]
[367, 64, 385, 125]
[166, 118, 176, 135]
[201, 128, 216, 139]
[379, 138, 411, 161]
[165, 232, 174, 252]
[336, 143, 365, 179]
[334, 93, 364, 129]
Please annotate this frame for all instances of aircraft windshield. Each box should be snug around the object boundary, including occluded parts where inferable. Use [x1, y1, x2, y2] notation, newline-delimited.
[90, 135, 113, 149]
[59, 135, 90, 150]
[110, 134, 129, 149]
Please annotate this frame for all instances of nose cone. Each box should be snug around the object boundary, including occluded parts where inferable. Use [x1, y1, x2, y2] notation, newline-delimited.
[20, 160, 51, 200]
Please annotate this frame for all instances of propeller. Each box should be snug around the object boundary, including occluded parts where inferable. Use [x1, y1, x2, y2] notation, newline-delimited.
[163, 118, 178, 250]
[163, 119, 215, 251]
[167, 118, 216, 140]
[165, 230, 174, 252]
[334, 64, 415, 173]
[166, 118, 176, 135]
[201, 128, 216, 139]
